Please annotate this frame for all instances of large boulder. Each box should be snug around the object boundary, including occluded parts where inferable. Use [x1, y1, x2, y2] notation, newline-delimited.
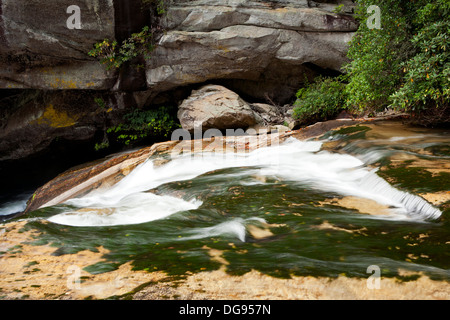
[146, 0, 357, 103]
[177, 85, 260, 132]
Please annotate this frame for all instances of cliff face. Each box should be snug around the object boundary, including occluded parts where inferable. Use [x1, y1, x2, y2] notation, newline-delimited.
[148, 0, 357, 103]
[0, 0, 117, 90]
[0, 0, 152, 91]
[0, 0, 356, 93]
[0, 0, 357, 192]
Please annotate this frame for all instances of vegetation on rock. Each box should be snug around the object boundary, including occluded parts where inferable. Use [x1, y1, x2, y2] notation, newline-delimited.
[96, 105, 180, 151]
[294, 0, 449, 126]
[88, 26, 155, 70]
[88, 0, 168, 70]
[292, 75, 347, 125]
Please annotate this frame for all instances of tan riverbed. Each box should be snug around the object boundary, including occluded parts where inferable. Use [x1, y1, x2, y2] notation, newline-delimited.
[1, 220, 448, 300]
[1, 119, 449, 300]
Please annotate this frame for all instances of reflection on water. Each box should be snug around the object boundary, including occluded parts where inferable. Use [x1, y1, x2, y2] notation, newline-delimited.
[11, 122, 450, 280]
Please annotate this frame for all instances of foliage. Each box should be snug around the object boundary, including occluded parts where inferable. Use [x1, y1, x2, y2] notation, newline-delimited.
[94, 141, 110, 152]
[333, 4, 345, 14]
[344, 0, 413, 112]
[343, 0, 449, 124]
[106, 106, 180, 147]
[390, 1, 450, 119]
[141, 0, 169, 15]
[88, 26, 155, 70]
[94, 97, 106, 109]
[293, 76, 347, 123]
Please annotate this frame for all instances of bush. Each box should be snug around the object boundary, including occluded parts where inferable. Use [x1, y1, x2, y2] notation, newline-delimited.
[106, 106, 180, 147]
[390, 1, 449, 123]
[344, 0, 414, 112]
[88, 26, 155, 70]
[343, 0, 449, 125]
[293, 76, 347, 123]
[89, 1, 169, 70]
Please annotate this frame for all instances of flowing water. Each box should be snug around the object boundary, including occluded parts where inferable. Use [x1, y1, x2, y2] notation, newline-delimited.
[3, 121, 450, 280]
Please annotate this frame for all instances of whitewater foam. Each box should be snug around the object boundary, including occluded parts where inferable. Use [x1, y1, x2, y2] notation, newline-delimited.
[48, 137, 441, 228]
[0, 192, 32, 216]
[181, 217, 267, 242]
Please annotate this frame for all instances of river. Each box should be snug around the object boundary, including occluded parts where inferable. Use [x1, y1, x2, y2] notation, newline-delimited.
[1, 121, 449, 282]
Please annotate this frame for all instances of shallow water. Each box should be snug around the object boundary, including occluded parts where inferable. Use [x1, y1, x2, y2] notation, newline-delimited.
[5, 122, 450, 280]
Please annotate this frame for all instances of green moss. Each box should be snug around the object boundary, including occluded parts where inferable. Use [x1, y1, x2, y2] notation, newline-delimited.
[424, 145, 450, 157]
[83, 262, 122, 275]
[378, 166, 450, 193]
[24, 261, 39, 268]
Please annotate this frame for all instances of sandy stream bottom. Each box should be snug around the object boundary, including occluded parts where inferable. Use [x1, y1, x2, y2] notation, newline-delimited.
[1, 121, 449, 300]
[0, 221, 448, 300]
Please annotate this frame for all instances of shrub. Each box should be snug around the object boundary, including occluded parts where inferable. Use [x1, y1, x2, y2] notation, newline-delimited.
[293, 76, 347, 123]
[343, 0, 413, 112]
[390, 1, 450, 123]
[88, 26, 155, 70]
[344, 0, 449, 125]
[107, 106, 180, 147]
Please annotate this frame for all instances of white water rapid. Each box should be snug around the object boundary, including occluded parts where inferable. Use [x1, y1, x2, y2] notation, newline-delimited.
[48, 138, 442, 227]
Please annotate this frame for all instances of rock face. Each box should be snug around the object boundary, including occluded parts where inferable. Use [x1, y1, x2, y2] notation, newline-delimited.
[146, 0, 357, 103]
[0, 0, 150, 90]
[177, 85, 259, 132]
[0, 0, 117, 90]
[0, 0, 149, 191]
[0, 0, 356, 94]
[0, 90, 135, 162]
[0, 0, 358, 195]
[250, 103, 285, 125]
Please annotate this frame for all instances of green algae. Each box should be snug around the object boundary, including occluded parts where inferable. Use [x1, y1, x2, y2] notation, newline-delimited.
[378, 167, 450, 193]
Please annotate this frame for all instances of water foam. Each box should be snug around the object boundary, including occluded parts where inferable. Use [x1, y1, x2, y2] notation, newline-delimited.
[0, 192, 32, 216]
[48, 137, 441, 227]
[180, 217, 266, 242]
[48, 193, 201, 227]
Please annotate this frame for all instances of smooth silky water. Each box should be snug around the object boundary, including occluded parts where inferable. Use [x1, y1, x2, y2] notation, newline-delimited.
[5, 122, 450, 280]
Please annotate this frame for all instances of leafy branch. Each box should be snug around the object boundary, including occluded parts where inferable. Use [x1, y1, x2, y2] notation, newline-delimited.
[88, 26, 155, 70]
